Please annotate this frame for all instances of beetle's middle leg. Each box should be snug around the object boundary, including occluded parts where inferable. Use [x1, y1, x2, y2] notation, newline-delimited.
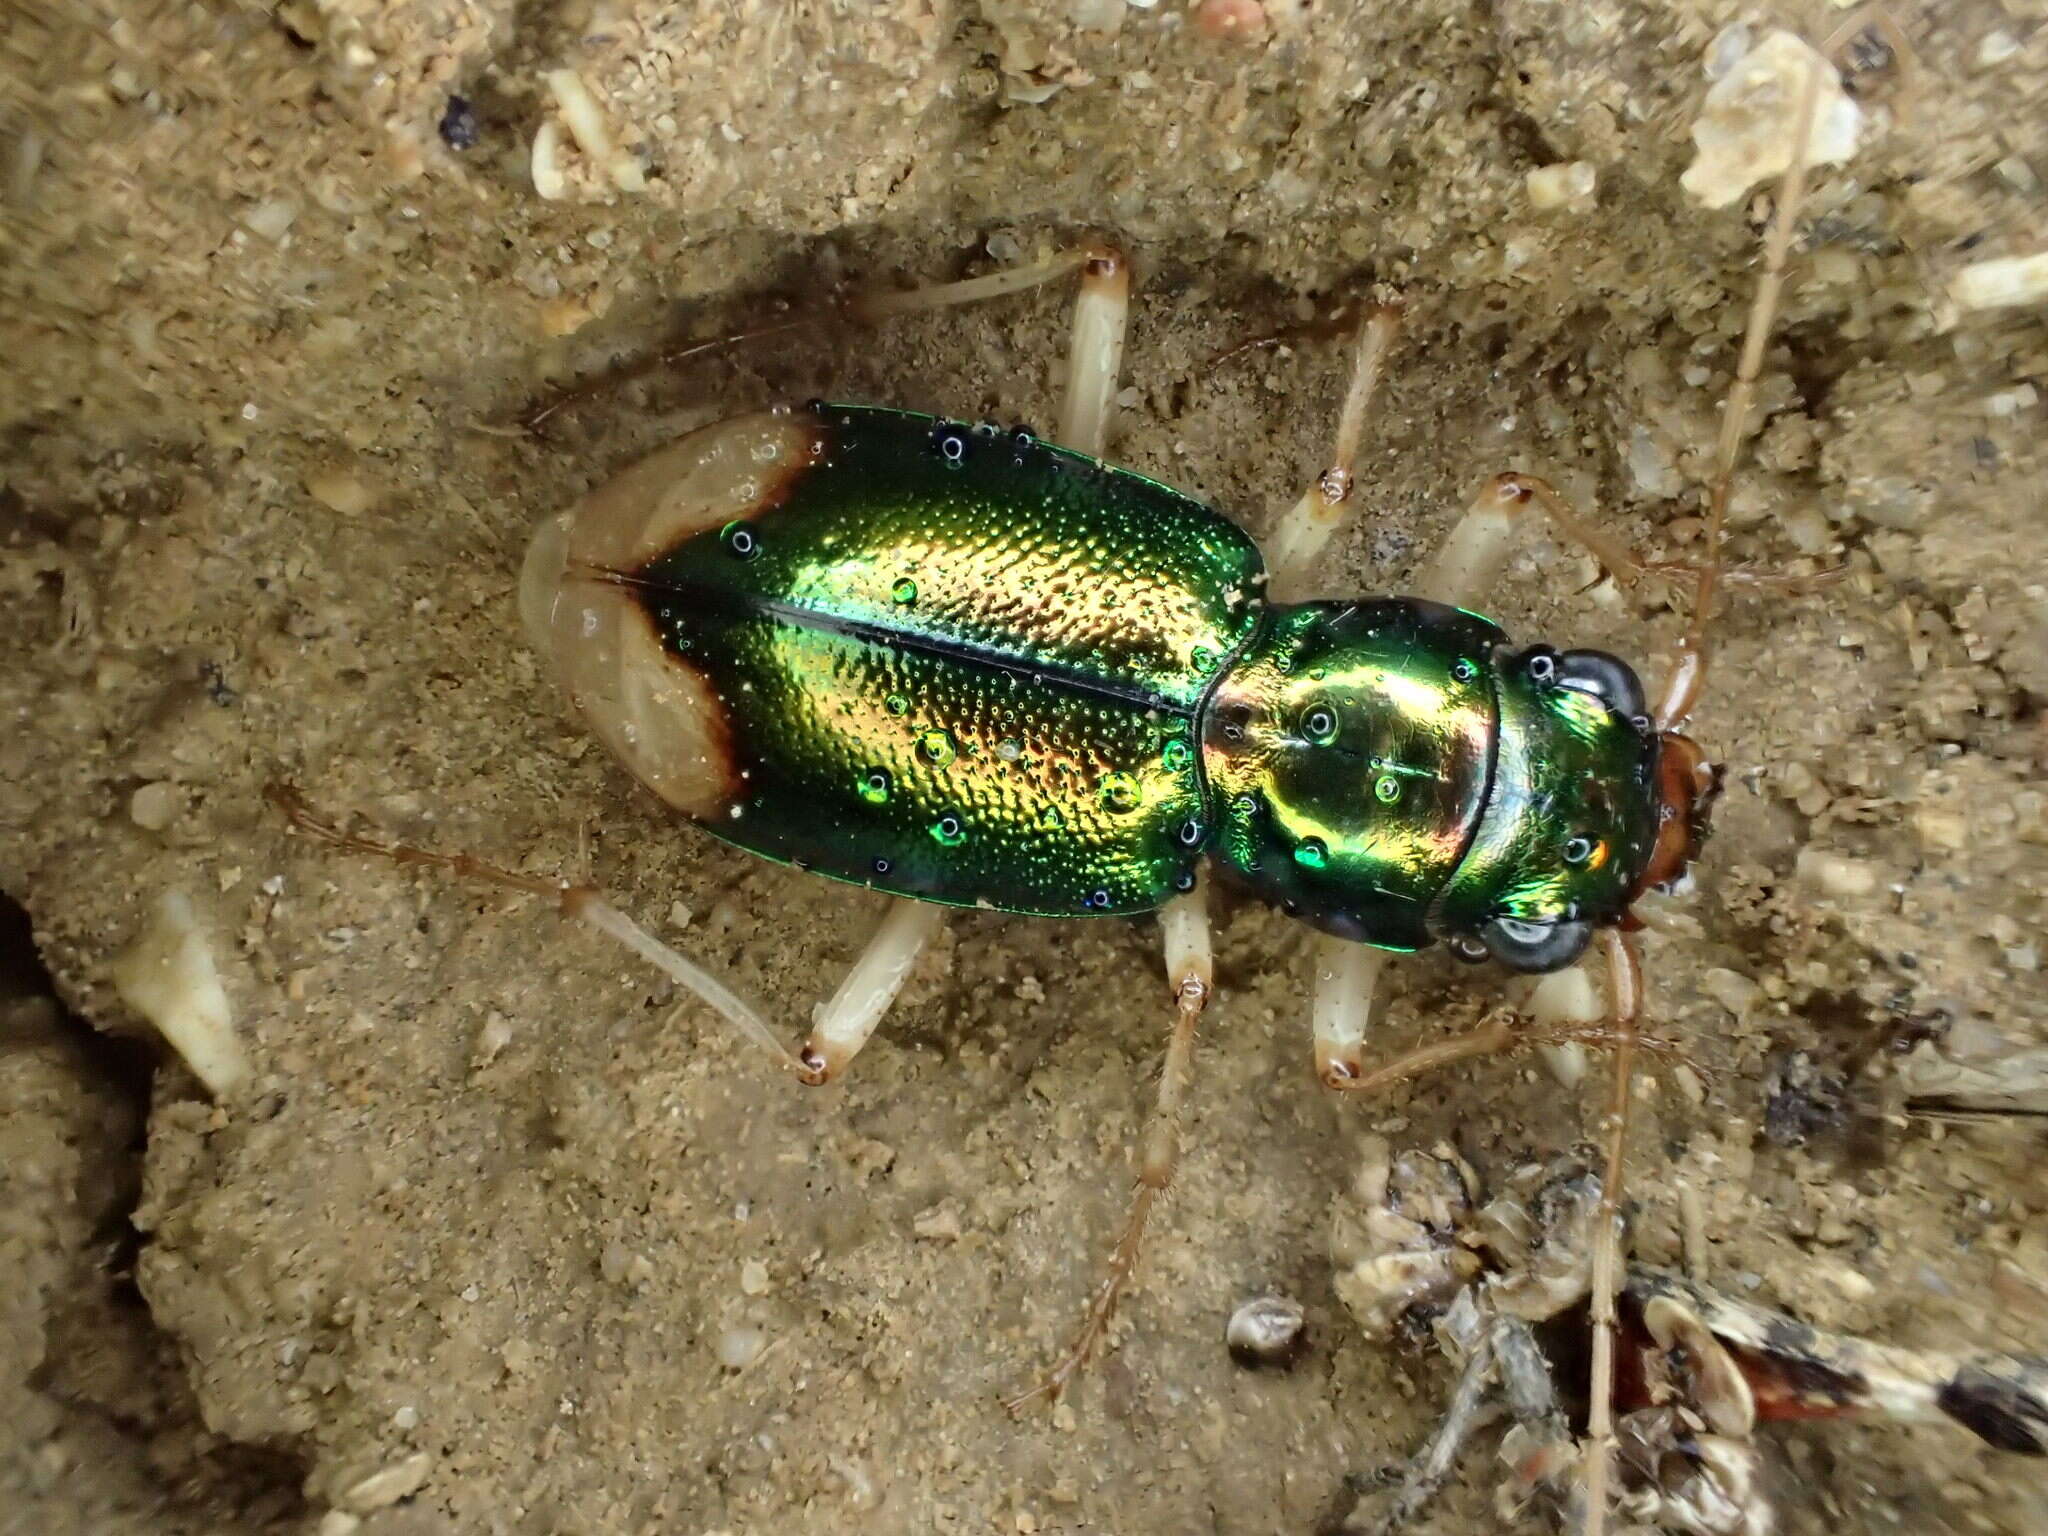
[1264, 305, 1402, 599]
[1009, 879, 1213, 1408]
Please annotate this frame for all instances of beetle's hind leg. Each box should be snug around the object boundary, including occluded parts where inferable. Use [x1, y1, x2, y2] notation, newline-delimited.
[266, 783, 940, 1086]
[1008, 882, 1213, 1409]
[522, 241, 1129, 439]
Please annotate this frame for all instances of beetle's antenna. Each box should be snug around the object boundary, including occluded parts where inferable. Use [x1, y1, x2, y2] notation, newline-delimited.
[519, 318, 815, 434]
[1591, 27, 1872, 1525]
[1652, 34, 1831, 730]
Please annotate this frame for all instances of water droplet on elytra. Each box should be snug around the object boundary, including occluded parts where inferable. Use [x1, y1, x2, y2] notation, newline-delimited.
[1295, 837, 1330, 870]
[1161, 739, 1192, 771]
[1099, 771, 1142, 813]
[885, 695, 909, 717]
[930, 814, 966, 847]
[916, 729, 956, 768]
[890, 576, 917, 605]
[857, 767, 892, 804]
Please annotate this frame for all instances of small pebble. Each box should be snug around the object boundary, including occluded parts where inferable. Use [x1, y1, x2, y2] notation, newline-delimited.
[1225, 1293, 1308, 1369]
[739, 1258, 770, 1295]
[1950, 252, 2048, 313]
[1699, 967, 1762, 1019]
[472, 1011, 513, 1070]
[305, 466, 376, 516]
[1824, 1263, 1875, 1301]
[438, 95, 480, 151]
[1193, 0, 1267, 42]
[1977, 30, 2020, 68]
[1673, 1062, 1707, 1107]
[716, 1326, 767, 1370]
[1914, 806, 1969, 852]
[129, 781, 180, 831]
[1795, 848, 1878, 899]
[1524, 161, 1595, 211]
[240, 199, 298, 240]
[337, 1451, 432, 1513]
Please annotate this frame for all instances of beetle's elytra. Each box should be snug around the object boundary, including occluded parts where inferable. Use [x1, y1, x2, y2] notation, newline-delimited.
[523, 401, 1716, 976]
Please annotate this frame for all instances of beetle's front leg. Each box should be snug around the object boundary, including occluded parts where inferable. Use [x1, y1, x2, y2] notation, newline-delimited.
[1311, 933, 1386, 1086]
[1008, 880, 1212, 1408]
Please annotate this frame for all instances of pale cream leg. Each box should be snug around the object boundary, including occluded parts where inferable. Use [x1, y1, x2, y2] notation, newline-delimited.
[1264, 307, 1400, 600]
[1312, 934, 1386, 1087]
[797, 900, 946, 1082]
[1011, 879, 1212, 1407]
[1412, 472, 1541, 609]
[1057, 250, 1131, 458]
[1581, 928, 1643, 1536]
[813, 243, 1135, 1085]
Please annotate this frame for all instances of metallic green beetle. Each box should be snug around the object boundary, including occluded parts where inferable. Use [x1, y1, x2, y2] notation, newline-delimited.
[521, 401, 1714, 980]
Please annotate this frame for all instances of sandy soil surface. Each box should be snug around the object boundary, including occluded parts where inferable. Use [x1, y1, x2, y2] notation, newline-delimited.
[3, 2, 2046, 1533]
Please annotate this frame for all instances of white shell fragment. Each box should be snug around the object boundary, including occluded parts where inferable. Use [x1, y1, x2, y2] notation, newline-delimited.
[1525, 963, 1599, 1087]
[110, 889, 250, 1096]
[1524, 161, 1595, 212]
[128, 781, 181, 831]
[336, 1450, 433, 1513]
[530, 117, 567, 201]
[715, 1325, 768, 1370]
[1948, 252, 2048, 313]
[1682, 31, 1863, 209]
[1225, 1293, 1308, 1368]
[544, 68, 645, 193]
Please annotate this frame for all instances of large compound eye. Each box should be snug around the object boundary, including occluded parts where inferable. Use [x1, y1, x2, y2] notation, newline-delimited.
[1477, 915, 1593, 973]
[1555, 649, 1648, 725]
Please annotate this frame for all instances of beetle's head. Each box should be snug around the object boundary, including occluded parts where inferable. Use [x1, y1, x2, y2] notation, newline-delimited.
[1200, 604, 1719, 970]
[1430, 645, 1721, 972]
